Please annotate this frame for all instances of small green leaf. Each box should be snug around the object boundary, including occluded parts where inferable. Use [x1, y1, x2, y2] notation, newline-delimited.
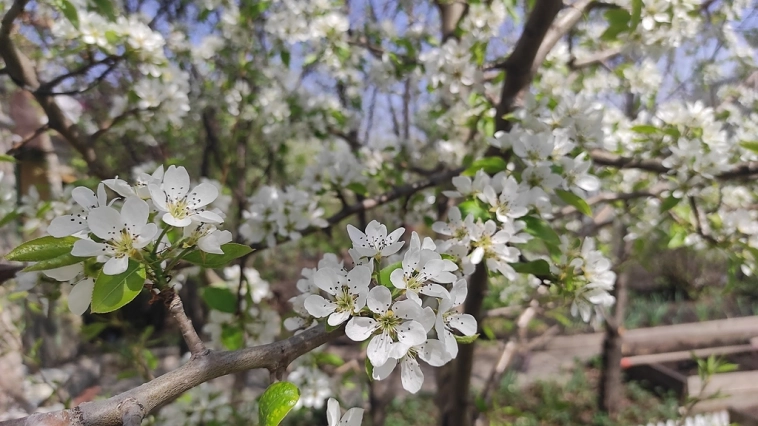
[221, 323, 244, 350]
[555, 189, 592, 217]
[601, 9, 631, 41]
[630, 0, 643, 29]
[740, 141, 758, 154]
[520, 216, 561, 247]
[346, 182, 368, 196]
[510, 259, 552, 277]
[280, 49, 291, 67]
[23, 253, 82, 272]
[630, 125, 660, 134]
[90, 0, 116, 21]
[454, 333, 479, 344]
[258, 382, 300, 426]
[0, 210, 19, 227]
[6, 236, 78, 262]
[365, 358, 374, 381]
[379, 261, 402, 288]
[202, 287, 237, 313]
[80, 322, 108, 341]
[90, 261, 146, 313]
[458, 199, 490, 222]
[0, 154, 16, 163]
[55, 0, 80, 29]
[463, 156, 508, 176]
[183, 243, 253, 268]
[659, 195, 681, 213]
[315, 352, 344, 367]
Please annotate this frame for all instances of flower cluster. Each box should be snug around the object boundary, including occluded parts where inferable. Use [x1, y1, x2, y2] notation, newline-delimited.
[556, 238, 617, 322]
[27, 165, 232, 315]
[239, 185, 328, 247]
[293, 221, 476, 393]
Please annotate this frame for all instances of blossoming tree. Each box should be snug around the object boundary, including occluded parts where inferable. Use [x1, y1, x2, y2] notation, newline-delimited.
[0, 0, 757, 424]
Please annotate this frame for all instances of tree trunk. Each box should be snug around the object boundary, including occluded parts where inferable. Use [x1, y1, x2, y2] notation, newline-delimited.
[598, 233, 630, 419]
[436, 265, 488, 426]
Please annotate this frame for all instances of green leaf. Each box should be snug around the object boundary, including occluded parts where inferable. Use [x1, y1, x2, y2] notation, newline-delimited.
[463, 156, 508, 176]
[280, 49, 291, 67]
[258, 382, 300, 426]
[0, 154, 16, 163]
[0, 210, 19, 227]
[365, 358, 374, 381]
[80, 322, 108, 341]
[630, 0, 643, 29]
[23, 253, 82, 272]
[221, 323, 244, 350]
[659, 195, 681, 213]
[315, 352, 344, 367]
[5, 236, 78, 262]
[379, 261, 402, 288]
[90, 0, 116, 21]
[520, 216, 561, 247]
[202, 287, 237, 313]
[183, 243, 253, 268]
[90, 261, 146, 313]
[740, 141, 758, 154]
[454, 333, 479, 344]
[631, 125, 660, 134]
[54, 0, 80, 29]
[555, 189, 592, 217]
[510, 259, 552, 277]
[346, 182, 368, 196]
[601, 9, 631, 41]
[458, 199, 490, 222]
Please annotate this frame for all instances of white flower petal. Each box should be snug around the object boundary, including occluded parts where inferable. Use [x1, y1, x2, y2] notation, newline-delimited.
[389, 268, 407, 289]
[87, 206, 122, 240]
[340, 408, 364, 426]
[327, 309, 351, 326]
[392, 299, 422, 320]
[43, 263, 82, 281]
[326, 398, 340, 426]
[162, 212, 192, 227]
[186, 182, 218, 209]
[400, 356, 424, 394]
[372, 358, 397, 381]
[48, 215, 88, 237]
[72, 187, 98, 210]
[314, 268, 340, 295]
[345, 317, 377, 341]
[121, 197, 149, 234]
[163, 165, 191, 200]
[304, 294, 336, 318]
[68, 278, 95, 315]
[396, 321, 427, 347]
[367, 286, 392, 314]
[448, 313, 477, 336]
[72, 239, 108, 257]
[103, 256, 129, 275]
[418, 339, 449, 367]
[367, 332, 393, 366]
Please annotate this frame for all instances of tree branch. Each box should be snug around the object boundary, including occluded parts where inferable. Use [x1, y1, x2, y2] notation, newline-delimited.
[495, 0, 563, 132]
[0, 325, 344, 426]
[168, 292, 207, 358]
[531, 0, 595, 74]
[0, 0, 113, 179]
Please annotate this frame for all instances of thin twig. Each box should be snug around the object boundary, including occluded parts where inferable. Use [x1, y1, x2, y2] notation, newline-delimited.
[168, 292, 207, 357]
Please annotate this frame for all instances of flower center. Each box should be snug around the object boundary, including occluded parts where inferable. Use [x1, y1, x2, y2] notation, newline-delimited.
[335, 287, 356, 313]
[111, 229, 136, 257]
[378, 310, 401, 335]
[168, 198, 190, 219]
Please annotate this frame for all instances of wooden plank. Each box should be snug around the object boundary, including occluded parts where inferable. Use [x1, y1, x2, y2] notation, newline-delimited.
[623, 316, 758, 355]
[620, 345, 756, 368]
[687, 370, 758, 397]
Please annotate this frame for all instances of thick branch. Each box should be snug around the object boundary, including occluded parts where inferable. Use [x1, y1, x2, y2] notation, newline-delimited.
[0, 325, 344, 426]
[589, 149, 669, 173]
[531, 0, 595, 74]
[0, 0, 113, 178]
[495, 0, 563, 132]
[168, 293, 207, 357]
